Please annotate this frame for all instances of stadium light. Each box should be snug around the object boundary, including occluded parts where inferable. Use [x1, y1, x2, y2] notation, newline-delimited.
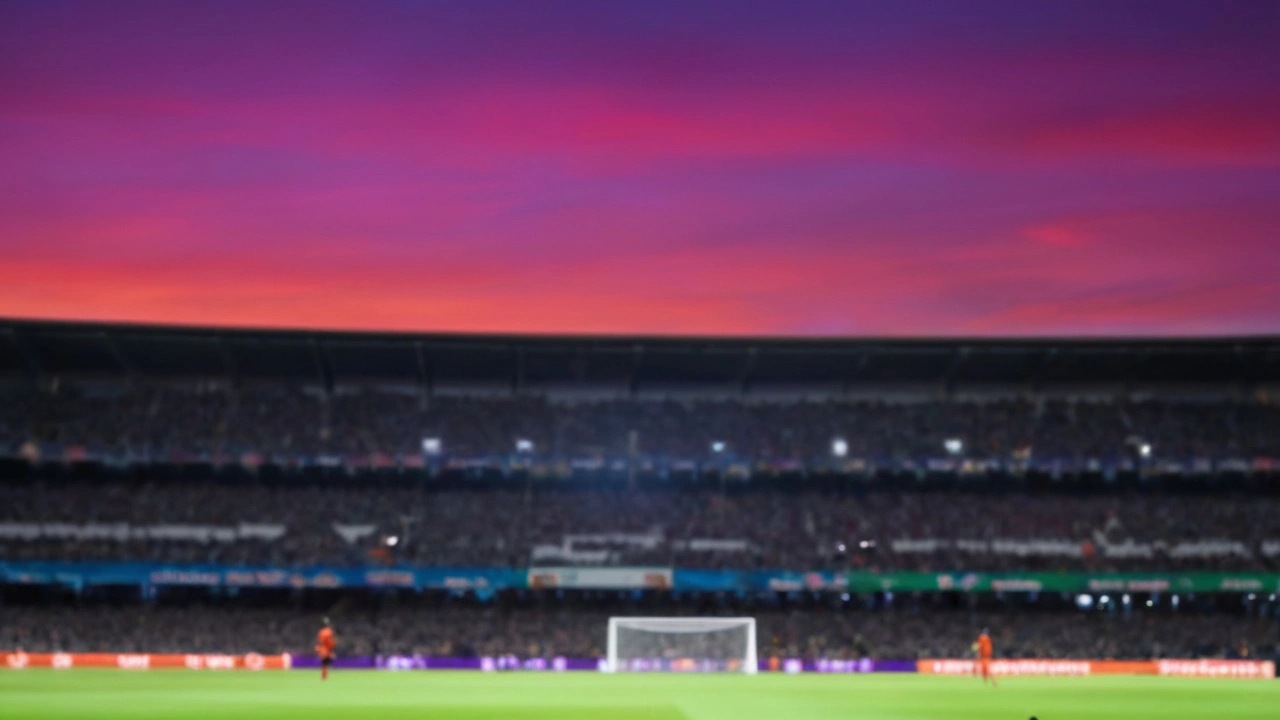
[1075, 594, 1094, 609]
[1146, 600, 1154, 607]
[516, 438, 534, 453]
[1099, 595, 1110, 606]
[422, 437, 442, 456]
[1139, 443, 1152, 458]
[944, 438, 963, 455]
[385, 535, 399, 547]
[711, 441, 726, 453]
[858, 540, 875, 549]
[831, 438, 848, 457]
[1122, 594, 1131, 605]
[836, 543, 847, 553]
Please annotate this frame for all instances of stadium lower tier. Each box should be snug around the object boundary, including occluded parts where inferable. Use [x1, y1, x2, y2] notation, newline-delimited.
[2, 592, 1277, 662]
[3, 475, 1279, 571]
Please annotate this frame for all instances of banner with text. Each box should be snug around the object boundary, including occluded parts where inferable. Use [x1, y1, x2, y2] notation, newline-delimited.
[1, 652, 291, 670]
[917, 659, 1274, 679]
[3, 562, 1276, 595]
[290, 655, 917, 673]
[527, 567, 673, 590]
[845, 571, 1280, 594]
[0, 561, 525, 592]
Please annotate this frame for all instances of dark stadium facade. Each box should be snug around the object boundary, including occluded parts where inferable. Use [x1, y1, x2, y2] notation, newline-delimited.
[3, 318, 1277, 394]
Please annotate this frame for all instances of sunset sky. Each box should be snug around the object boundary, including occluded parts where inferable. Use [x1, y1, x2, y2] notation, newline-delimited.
[1, 0, 1277, 337]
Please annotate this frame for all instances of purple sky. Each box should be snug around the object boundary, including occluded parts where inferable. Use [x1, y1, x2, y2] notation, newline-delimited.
[1, 0, 1277, 336]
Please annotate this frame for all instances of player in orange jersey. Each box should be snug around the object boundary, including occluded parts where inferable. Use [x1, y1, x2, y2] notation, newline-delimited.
[975, 628, 996, 687]
[316, 617, 336, 681]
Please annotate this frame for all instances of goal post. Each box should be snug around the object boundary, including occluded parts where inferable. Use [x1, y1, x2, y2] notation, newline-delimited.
[605, 617, 757, 674]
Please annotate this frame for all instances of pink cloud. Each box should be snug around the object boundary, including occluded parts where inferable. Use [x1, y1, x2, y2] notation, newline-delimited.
[1021, 225, 1092, 248]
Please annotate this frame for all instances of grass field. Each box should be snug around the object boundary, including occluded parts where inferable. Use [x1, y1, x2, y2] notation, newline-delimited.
[1, 670, 1277, 720]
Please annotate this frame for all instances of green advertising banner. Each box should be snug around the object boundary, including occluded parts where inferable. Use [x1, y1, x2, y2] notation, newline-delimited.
[842, 571, 1280, 594]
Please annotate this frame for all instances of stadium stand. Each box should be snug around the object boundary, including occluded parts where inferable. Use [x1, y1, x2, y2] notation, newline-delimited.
[4, 384, 1280, 461]
[2, 319, 1279, 664]
[2, 482, 1279, 571]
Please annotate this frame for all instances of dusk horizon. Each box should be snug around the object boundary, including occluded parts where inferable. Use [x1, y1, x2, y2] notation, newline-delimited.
[2, 0, 1277, 337]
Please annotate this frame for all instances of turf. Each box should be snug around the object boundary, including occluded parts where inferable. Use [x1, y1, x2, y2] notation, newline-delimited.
[0, 670, 1276, 720]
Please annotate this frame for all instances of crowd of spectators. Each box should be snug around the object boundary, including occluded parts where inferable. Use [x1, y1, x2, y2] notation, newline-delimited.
[2, 482, 1277, 571]
[5, 384, 1277, 665]
[1, 603, 1275, 661]
[3, 383, 1279, 461]
[2, 384, 1278, 570]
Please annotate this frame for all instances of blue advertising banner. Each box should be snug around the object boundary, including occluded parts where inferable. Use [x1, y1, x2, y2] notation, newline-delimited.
[672, 569, 748, 592]
[0, 561, 525, 591]
[0, 562, 845, 593]
[5, 562, 1272, 595]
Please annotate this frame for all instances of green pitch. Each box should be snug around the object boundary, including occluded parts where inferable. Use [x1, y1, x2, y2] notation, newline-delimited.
[0, 671, 1276, 720]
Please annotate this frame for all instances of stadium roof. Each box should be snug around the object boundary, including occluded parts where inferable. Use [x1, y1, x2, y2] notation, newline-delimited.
[1, 318, 1277, 391]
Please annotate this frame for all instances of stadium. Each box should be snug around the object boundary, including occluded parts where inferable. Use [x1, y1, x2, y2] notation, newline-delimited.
[4, 1, 1280, 718]
[1, 319, 1278, 717]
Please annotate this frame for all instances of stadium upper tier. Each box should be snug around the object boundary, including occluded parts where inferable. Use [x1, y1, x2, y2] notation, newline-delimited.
[3, 320, 1279, 573]
[2, 482, 1277, 571]
[3, 385, 1280, 462]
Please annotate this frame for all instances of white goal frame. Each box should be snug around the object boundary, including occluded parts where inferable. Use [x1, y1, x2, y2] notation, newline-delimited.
[605, 616, 758, 674]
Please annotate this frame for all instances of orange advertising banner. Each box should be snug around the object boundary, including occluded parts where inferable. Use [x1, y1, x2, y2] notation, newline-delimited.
[917, 658, 1274, 679]
[2, 652, 292, 670]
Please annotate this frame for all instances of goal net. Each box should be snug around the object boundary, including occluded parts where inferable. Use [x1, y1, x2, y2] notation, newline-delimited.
[605, 617, 757, 674]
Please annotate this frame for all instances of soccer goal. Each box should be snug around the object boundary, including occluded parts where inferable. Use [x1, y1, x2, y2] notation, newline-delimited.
[605, 617, 757, 674]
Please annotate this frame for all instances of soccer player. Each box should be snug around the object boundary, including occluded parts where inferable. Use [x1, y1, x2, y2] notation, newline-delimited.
[316, 617, 336, 681]
[975, 628, 996, 687]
